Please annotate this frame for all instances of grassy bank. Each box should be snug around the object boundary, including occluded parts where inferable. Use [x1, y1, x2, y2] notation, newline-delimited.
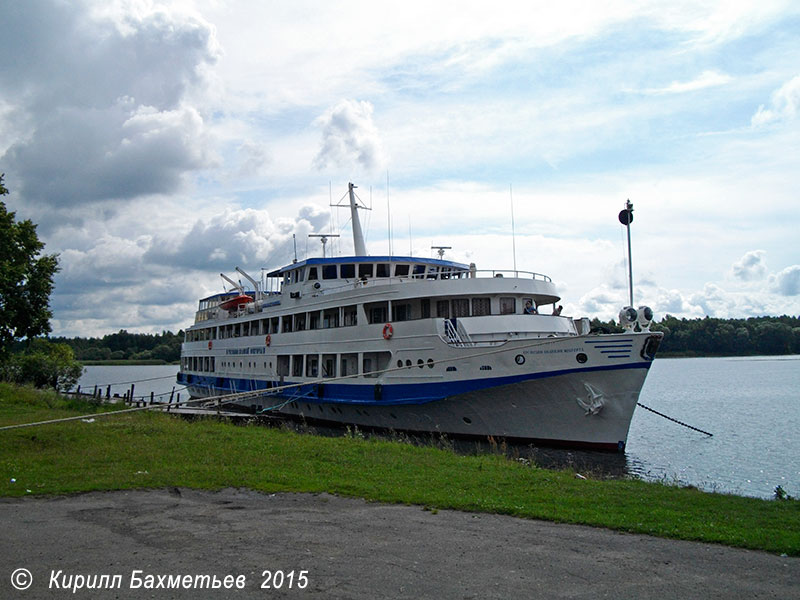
[1, 382, 798, 556]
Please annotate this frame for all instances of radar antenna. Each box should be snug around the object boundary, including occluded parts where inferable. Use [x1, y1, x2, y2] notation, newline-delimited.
[308, 233, 340, 258]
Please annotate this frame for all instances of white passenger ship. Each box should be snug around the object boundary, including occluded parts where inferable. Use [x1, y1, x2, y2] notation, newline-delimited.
[178, 184, 662, 450]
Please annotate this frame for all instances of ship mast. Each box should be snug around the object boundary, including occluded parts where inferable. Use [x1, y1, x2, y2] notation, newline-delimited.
[348, 182, 368, 256]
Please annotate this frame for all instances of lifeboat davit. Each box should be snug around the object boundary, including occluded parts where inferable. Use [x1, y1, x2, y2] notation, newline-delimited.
[219, 294, 253, 311]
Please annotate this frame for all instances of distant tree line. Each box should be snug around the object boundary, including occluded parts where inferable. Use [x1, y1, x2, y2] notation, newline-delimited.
[49, 329, 184, 363]
[591, 315, 800, 356]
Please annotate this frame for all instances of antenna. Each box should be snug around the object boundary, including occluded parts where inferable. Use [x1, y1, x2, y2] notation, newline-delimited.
[408, 214, 413, 256]
[618, 199, 634, 306]
[431, 245, 451, 259]
[292, 234, 298, 263]
[510, 184, 517, 274]
[308, 233, 340, 258]
[387, 171, 392, 256]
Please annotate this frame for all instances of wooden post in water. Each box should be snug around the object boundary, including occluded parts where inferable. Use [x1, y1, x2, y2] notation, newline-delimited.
[150, 391, 154, 405]
[168, 387, 175, 412]
[106, 385, 111, 399]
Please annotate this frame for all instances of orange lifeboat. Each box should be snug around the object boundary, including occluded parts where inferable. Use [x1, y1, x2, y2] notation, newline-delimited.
[219, 294, 253, 311]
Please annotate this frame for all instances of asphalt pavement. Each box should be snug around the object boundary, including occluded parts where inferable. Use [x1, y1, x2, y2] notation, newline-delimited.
[1, 488, 797, 599]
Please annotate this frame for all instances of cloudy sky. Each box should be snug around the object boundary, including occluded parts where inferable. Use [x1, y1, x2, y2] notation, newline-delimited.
[1, 0, 798, 337]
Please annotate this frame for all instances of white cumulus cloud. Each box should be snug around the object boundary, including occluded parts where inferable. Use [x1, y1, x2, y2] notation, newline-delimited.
[731, 249, 767, 281]
[313, 99, 386, 172]
[770, 265, 800, 296]
[751, 74, 800, 126]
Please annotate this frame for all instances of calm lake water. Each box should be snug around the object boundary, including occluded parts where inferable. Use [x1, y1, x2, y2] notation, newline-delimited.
[77, 356, 800, 499]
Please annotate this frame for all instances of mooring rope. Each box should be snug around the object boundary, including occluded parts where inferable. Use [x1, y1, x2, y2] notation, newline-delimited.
[2, 333, 666, 432]
[636, 402, 713, 437]
[0, 335, 574, 431]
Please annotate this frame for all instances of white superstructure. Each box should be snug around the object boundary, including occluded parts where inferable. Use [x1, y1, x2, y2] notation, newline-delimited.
[178, 184, 662, 450]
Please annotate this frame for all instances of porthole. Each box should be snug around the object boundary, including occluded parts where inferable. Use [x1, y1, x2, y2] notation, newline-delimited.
[576, 353, 588, 364]
[446, 366, 457, 372]
[463, 416, 472, 424]
[405, 360, 412, 367]
[515, 354, 525, 365]
[397, 360, 403, 368]
[417, 359, 424, 369]
[427, 358, 434, 369]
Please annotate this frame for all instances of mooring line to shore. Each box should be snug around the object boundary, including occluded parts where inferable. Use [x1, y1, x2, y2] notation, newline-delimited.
[0, 336, 573, 432]
[2, 334, 669, 433]
[75, 373, 180, 388]
[636, 402, 713, 437]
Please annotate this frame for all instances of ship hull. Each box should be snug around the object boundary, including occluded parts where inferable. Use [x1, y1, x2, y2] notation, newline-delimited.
[179, 333, 660, 451]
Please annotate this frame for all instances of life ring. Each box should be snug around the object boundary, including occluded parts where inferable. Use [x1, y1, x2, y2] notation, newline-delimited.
[208, 341, 212, 350]
[383, 323, 394, 340]
[265, 334, 271, 347]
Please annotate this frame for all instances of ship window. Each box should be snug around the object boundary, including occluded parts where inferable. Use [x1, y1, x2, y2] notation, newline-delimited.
[282, 317, 293, 333]
[270, 317, 279, 334]
[366, 302, 388, 324]
[421, 298, 431, 319]
[452, 298, 469, 317]
[472, 297, 491, 316]
[392, 303, 410, 322]
[295, 313, 306, 331]
[341, 353, 358, 376]
[323, 265, 338, 279]
[359, 264, 373, 279]
[343, 305, 357, 326]
[363, 351, 390, 378]
[291, 355, 303, 377]
[436, 300, 450, 318]
[323, 308, 339, 328]
[427, 267, 439, 280]
[306, 355, 318, 377]
[309, 311, 321, 330]
[322, 354, 336, 378]
[376, 263, 390, 277]
[500, 297, 516, 315]
[308, 267, 318, 280]
[412, 264, 426, 278]
[394, 264, 409, 277]
[341, 263, 355, 278]
[277, 356, 289, 376]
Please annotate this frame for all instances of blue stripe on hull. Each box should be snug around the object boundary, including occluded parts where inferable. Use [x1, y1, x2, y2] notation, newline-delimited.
[178, 361, 653, 407]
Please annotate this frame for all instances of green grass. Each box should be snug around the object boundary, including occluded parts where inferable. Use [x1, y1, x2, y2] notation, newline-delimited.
[1, 382, 798, 556]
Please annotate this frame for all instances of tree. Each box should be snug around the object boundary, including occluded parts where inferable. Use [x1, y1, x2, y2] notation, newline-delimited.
[3, 339, 83, 392]
[0, 174, 60, 360]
